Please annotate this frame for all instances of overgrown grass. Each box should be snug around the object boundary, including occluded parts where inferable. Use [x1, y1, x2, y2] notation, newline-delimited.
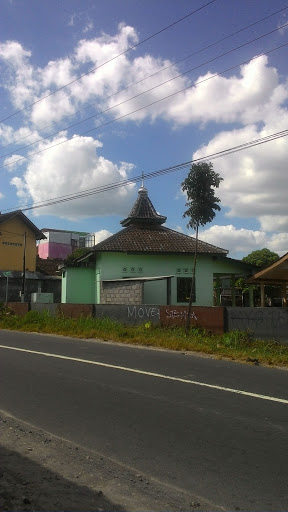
[1, 309, 288, 367]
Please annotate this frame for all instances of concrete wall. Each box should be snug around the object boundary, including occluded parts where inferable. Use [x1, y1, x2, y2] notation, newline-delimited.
[96, 304, 160, 325]
[226, 307, 288, 341]
[58, 304, 94, 318]
[31, 302, 59, 315]
[161, 306, 225, 334]
[7, 302, 29, 315]
[100, 281, 143, 305]
[6, 302, 288, 340]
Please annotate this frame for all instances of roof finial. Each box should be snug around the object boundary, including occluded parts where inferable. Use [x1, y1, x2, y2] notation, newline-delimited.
[138, 172, 147, 195]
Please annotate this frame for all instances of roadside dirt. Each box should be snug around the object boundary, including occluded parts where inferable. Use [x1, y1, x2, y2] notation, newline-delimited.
[0, 411, 221, 512]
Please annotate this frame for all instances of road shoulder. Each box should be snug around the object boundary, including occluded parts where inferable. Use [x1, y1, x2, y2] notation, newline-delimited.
[0, 410, 220, 512]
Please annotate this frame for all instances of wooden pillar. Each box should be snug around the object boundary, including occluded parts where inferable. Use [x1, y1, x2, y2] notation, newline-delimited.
[231, 275, 236, 307]
[166, 277, 172, 305]
[260, 283, 265, 307]
[248, 284, 254, 307]
[215, 275, 221, 306]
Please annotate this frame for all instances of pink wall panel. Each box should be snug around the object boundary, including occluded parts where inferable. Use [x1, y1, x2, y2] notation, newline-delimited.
[38, 242, 73, 260]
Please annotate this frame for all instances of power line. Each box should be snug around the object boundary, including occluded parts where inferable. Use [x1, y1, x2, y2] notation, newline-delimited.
[0, 0, 217, 125]
[1, 4, 287, 154]
[2, 19, 288, 162]
[3, 127, 288, 214]
[1, 39, 287, 173]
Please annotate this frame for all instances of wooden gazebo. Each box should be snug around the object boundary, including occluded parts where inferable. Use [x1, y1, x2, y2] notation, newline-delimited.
[247, 252, 288, 307]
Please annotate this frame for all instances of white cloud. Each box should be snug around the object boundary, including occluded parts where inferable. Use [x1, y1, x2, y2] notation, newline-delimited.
[0, 124, 39, 146]
[31, 90, 76, 126]
[193, 120, 288, 231]
[93, 229, 112, 244]
[4, 154, 25, 171]
[199, 224, 288, 258]
[10, 134, 136, 220]
[0, 40, 31, 67]
[1, 29, 287, 130]
[1, 26, 288, 237]
[164, 56, 288, 126]
[41, 58, 76, 88]
[0, 40, 39, 109]
[2, 28, 286, 134]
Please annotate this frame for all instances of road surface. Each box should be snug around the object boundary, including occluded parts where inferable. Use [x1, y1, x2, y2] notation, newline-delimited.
[0, 329, 288, 511]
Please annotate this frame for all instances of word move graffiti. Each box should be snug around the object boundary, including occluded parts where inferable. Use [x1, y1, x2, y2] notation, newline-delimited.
[127, 306, 160, 320]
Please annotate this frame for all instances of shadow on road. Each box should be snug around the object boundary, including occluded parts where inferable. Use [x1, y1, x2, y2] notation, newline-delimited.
[0, 444, 125, 511]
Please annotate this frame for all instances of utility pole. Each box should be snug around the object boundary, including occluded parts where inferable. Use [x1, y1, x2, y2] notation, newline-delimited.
[21, 232, 27, 302]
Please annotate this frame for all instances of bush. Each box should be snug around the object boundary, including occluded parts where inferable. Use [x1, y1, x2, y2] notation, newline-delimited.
[222, 329, 254, 349]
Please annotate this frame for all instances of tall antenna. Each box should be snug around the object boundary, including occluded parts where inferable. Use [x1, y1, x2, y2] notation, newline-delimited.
[141, 171, 144, 188]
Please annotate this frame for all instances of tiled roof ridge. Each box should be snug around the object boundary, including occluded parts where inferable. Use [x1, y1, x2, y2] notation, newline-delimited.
[91, 224, 228, 255]
[160, 225, 229, 254]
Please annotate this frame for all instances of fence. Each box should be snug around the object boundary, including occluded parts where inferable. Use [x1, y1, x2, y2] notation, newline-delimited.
[4, 303, 288, 342]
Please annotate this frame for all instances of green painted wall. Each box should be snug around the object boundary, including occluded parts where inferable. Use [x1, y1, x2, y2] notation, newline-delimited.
[62, 252, 252, 306]
[92, 252, 215, 306]
[61, 267, 95, 304]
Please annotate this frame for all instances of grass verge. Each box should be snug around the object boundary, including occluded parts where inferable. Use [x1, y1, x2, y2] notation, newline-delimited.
[0, 309, 288, 367]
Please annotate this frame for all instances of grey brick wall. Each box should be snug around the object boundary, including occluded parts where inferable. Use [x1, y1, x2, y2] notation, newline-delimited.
[100, 281, 144, 305]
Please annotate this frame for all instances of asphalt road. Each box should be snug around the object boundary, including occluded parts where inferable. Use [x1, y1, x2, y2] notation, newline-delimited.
[0, 329, 288, 511]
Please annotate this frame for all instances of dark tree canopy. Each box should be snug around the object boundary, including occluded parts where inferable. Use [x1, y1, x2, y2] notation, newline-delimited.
[242, 248, 279, 269]
[182, 161, 223, 230]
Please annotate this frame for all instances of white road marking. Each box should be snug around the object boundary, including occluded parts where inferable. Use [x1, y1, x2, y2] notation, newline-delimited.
[0, 343, 287, 404]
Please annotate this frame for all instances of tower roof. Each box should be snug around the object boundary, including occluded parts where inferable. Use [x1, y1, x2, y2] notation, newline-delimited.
[120, 185, 167, 227]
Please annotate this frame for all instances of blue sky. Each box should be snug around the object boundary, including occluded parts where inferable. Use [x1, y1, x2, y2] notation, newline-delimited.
[1, 0, 288, 258]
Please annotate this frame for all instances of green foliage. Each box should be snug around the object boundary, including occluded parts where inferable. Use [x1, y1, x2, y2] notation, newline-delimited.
[0, 312, 288, 366]
[222, 329, 254, 349]
[181, 161, 223, 322]
[181, 161, 223, 230]
[0, 302, 14, 317]
[242, 248, 279, 269]
[64, 248, 90, 265]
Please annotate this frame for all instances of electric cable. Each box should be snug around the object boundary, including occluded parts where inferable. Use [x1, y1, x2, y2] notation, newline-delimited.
[2, 126, 287, 213]
[2, 19, 288, 161]
[0, 7, 288, 152]
[1, 39, 287, 173]
[0, 0, 217, 124]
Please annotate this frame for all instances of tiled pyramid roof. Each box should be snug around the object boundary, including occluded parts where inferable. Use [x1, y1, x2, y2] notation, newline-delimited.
[121, 186, 166, 227]
[91, 224, 228, 255]
[76, 185, 228, 260]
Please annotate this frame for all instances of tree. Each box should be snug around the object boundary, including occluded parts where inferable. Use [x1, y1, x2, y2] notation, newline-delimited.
[242, 248, 279, 269]
[64, 247, 90, 266]
[182, 161, 223, 333]
[238, 249, 280, 306]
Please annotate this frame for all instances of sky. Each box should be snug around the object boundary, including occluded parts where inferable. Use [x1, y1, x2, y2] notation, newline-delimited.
[1, 0, 288, 258]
